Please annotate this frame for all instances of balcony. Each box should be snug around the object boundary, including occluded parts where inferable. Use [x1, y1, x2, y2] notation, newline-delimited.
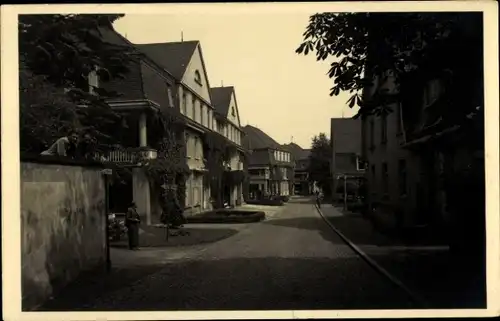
[98, 146, 158, 165]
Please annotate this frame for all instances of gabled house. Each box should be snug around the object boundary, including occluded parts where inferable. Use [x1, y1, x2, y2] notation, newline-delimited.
[136, 40, 218, 215]
[96, 25, 185, 225]
[209, 86, 246, 206]
[282, 142, 312, 195]
[243, 125, 294, 199]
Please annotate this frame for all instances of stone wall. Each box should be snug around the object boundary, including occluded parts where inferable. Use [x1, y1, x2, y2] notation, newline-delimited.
[21, 160, 106, 310]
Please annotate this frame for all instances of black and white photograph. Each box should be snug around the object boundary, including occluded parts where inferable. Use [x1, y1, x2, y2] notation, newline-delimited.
[2, 1, 499, 319]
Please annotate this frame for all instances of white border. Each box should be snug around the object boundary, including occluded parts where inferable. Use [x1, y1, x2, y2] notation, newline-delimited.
[2, 2, 499, 320]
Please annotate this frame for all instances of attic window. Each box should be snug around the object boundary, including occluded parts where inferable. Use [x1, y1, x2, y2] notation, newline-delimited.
[194, 70, 202, 86]
[88, 68, 99, 95]
[231, 106, 236, 117]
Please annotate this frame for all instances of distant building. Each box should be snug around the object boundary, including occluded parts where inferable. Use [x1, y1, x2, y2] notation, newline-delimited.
[282, 142, 312, 195]
[330, 118, 365, 200]
[243, 125, 294, 199]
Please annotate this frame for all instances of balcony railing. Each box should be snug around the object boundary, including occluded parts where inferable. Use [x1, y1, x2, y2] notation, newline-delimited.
[98, 146, 158, 165]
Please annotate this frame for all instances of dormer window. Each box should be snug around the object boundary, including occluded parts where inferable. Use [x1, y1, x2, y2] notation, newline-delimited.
[88, 68, 99, 95]
[194, 70, 202, 86]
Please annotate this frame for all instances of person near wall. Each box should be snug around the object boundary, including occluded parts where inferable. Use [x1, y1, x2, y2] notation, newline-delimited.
[125, 202, 141, 250]
[40, 130, 79, 158]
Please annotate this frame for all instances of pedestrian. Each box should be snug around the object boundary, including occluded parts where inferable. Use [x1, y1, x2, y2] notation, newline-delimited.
[125, 202, 141, 250]
[40, 129, 79, 158]
[316, 190, 323, 208]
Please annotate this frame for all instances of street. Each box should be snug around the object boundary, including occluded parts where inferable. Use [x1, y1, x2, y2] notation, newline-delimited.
[41, 197, 417, 311]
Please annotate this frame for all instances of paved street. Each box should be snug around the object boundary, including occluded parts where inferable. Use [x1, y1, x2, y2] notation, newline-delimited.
[41, 197, 417, 311]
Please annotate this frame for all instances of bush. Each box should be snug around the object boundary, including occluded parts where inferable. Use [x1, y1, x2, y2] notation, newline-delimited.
[186, 210, 266, 224]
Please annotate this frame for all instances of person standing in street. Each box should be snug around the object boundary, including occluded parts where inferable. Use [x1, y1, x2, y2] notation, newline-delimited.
[125, 202, 141, 250]
[315, 190, 323, 208]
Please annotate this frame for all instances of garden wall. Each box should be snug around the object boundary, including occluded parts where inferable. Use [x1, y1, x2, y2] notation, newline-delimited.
[21, 157, 107, 310]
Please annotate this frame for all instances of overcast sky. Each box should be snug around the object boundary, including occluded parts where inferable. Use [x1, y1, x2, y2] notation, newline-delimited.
[114, 12, 357, 149]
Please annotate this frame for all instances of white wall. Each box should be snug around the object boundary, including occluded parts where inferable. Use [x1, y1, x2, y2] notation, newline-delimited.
[181, 44, 212, 104]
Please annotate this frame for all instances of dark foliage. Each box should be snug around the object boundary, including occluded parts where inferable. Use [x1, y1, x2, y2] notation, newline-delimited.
[202, 131, 240, 209]
[19, 14, 137, 150]
[308, 133, 332, 194]
[296, 12, 483, 126]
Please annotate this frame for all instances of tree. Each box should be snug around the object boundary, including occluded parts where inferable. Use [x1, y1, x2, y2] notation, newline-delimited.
[19, 64, 79, 152]
[308, 133, 332, 196]
[202, 132, 237, 209]
[19, 14, 136, 150]
[296, 12, 483, 126]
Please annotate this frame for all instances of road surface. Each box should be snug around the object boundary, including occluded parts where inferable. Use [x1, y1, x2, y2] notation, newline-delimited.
[42, 197, 416, 311]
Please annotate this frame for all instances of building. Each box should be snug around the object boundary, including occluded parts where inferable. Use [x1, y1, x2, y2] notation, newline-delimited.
[97, 26, 249, 222]
[136, 40, 218, 216]
[330, 118, 365, 201]
[209, 86, 246, 206]
[282, 143, 312, 195]
[97, 25, 183, 225]
[361, 35, 483, 233]
[243, 125, 294, 199]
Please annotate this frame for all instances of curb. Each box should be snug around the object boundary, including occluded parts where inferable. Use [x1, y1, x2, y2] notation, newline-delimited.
[314, 204, 430, 308]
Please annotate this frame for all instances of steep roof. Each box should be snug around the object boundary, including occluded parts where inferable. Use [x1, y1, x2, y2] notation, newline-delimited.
[330, 118, 362, 154]
[209, 86, 233, 117]
[134, 41, 199, 80]
[242, 125, 281, 150]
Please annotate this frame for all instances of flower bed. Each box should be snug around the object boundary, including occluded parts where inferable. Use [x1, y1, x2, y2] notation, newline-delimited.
[186, 210, 266, 224]
[279, 195, 290, 202]
[245, 199, 284, 206]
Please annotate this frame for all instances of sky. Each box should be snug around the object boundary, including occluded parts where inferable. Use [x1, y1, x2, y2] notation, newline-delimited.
[114, 12, 358, 149]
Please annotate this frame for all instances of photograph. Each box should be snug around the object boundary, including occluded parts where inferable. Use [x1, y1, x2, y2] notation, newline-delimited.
[2, 1, 499, 320]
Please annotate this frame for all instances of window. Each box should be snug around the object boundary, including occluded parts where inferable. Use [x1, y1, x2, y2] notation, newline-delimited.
[166, 84, 174, 108]
[396, 103, 402, 134]
[184, 133, 190, 157]
[398, 159, 407, 196]
[194, 70, 202, 85]
[356, 156, 366, 171]
[381, 114, 388, 144]
[369, 118, 375, 149]
[88, 69, 99, 95]
[382, 162, 389, 195]
[231, 106, 236, 117]
[423, 79, 441, 108]
[194, 137, 199, 159]
[200, 104, 205, 126]
[207, 109, 211, 129]
[182, 93, 187, 114]
[192, 97, 196, 120]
